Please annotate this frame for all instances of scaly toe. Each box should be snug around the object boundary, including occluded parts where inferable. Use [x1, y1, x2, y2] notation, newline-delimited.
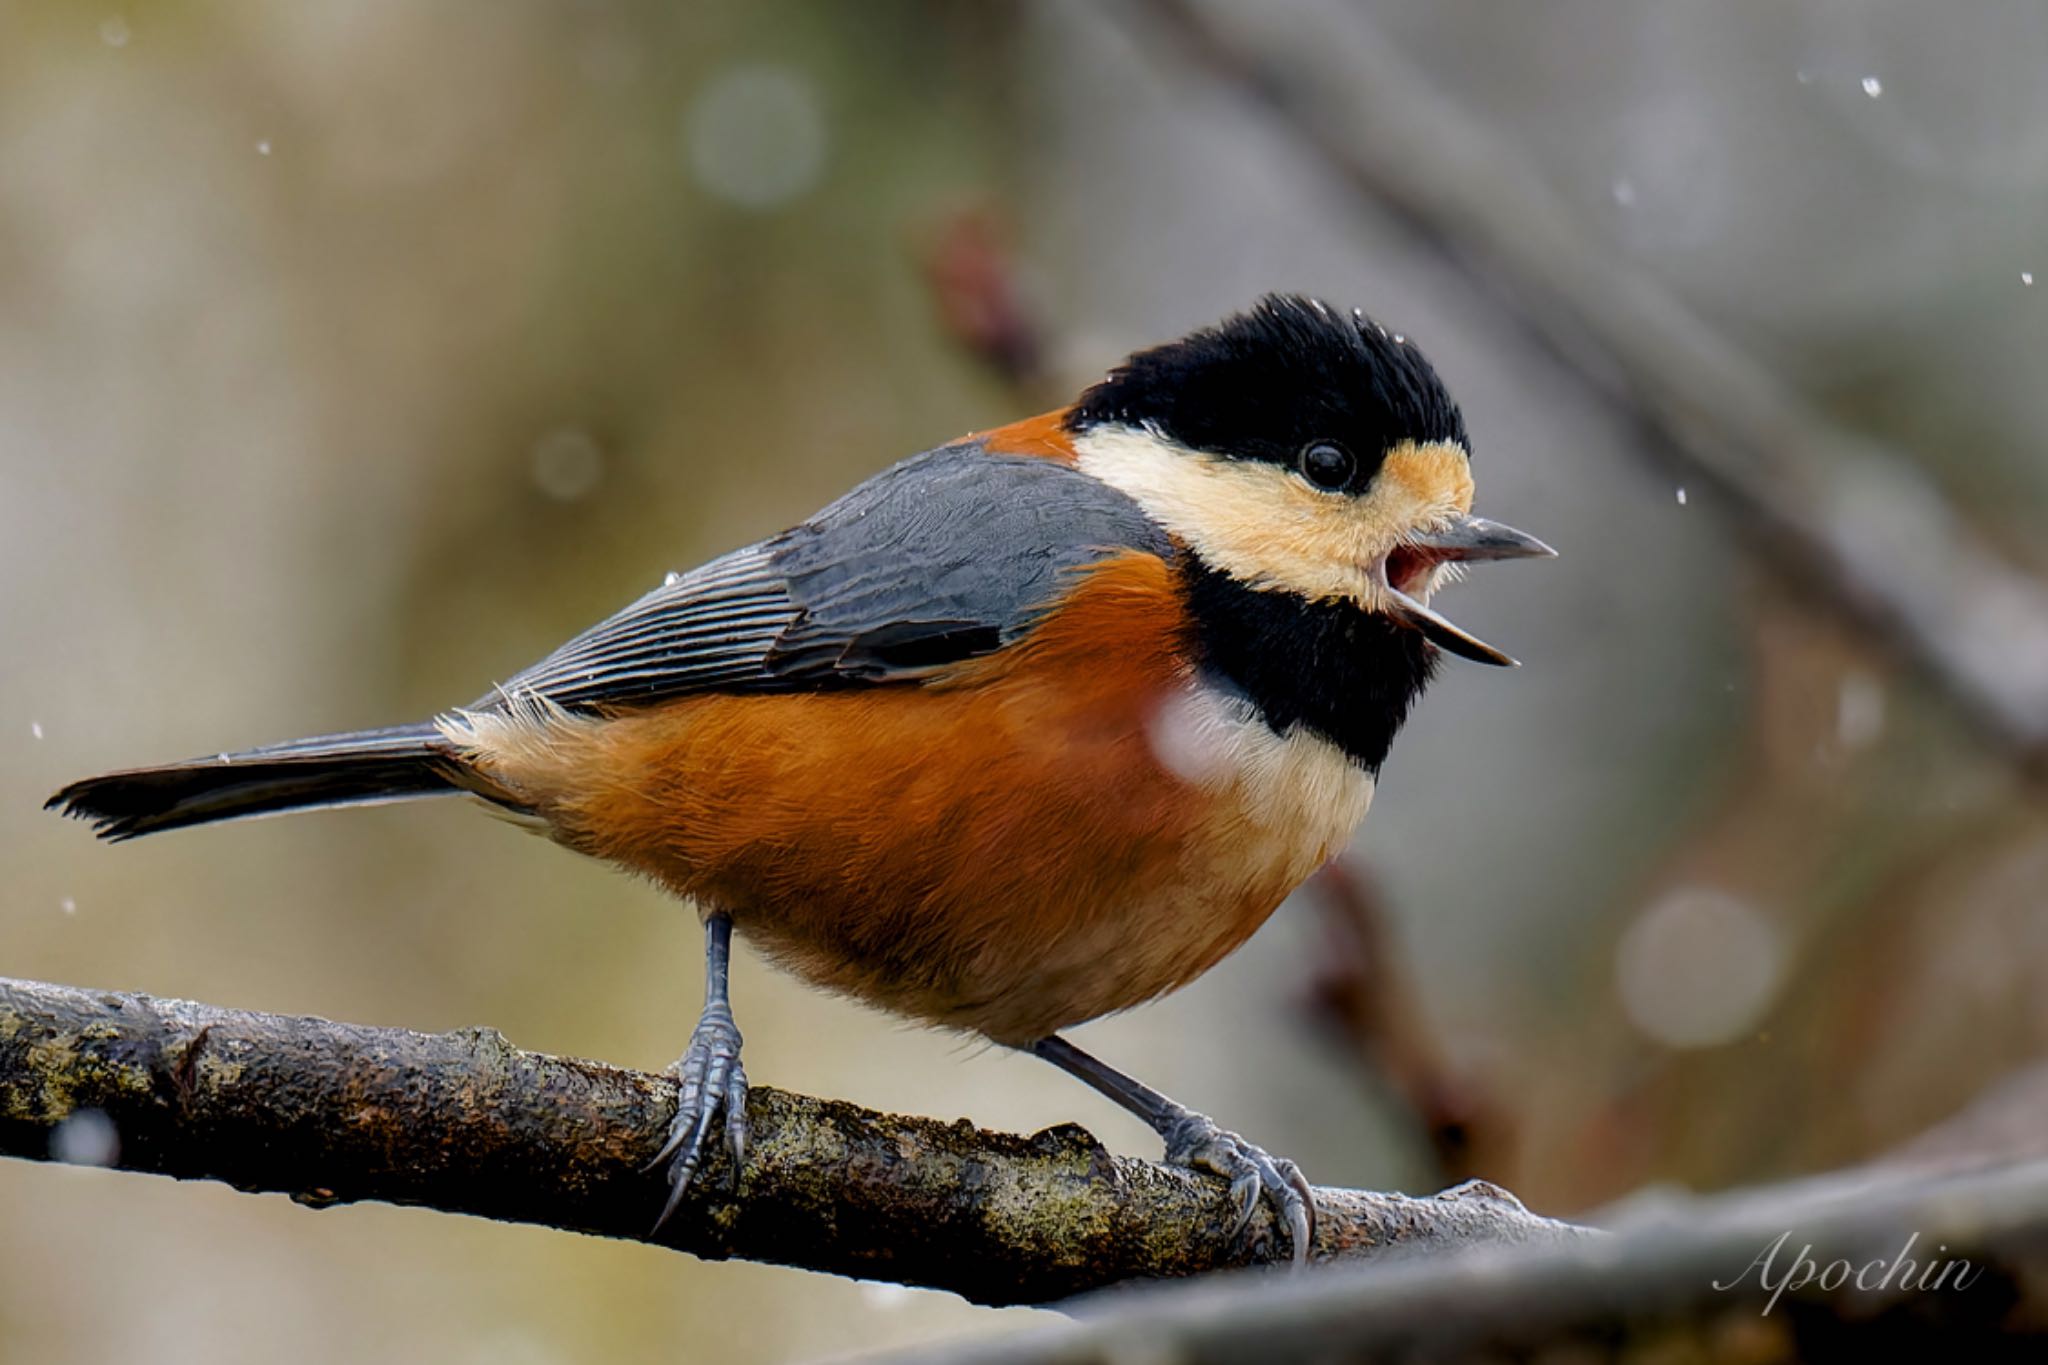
[723, 1059, 751, 1174]
[1161, 1113, 1317, 1266]
[646, 1008, 746, 1233]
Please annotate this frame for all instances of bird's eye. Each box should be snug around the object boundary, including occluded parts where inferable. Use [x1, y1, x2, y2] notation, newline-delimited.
[1298, 441, 1356, 492]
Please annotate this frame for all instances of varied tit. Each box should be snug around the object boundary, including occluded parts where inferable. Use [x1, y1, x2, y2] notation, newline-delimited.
[50, 294, 1551, 1265]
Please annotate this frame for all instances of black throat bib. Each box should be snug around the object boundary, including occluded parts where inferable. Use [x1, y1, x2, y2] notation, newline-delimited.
[1181, 557, 1438, 774]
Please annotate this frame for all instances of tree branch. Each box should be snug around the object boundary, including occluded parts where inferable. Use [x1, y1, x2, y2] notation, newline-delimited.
[0, 975, 1582, 1306]
[865, 1049, 2048, 1358]
[888, 1153, 2048, 1363]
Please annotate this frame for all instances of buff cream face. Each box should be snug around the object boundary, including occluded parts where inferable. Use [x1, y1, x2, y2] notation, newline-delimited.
[1072, 424, 1475, 610]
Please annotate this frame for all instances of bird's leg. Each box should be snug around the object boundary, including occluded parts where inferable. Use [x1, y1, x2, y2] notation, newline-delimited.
[1030, 1034, 1315, 1266]
[645, 912, 749, 1232]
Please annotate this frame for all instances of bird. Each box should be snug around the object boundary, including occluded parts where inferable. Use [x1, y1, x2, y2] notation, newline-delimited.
[48, 293, 1551, 1265]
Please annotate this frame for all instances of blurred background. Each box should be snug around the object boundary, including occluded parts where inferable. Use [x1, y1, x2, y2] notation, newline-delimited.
[5, 1, 2048, 1360]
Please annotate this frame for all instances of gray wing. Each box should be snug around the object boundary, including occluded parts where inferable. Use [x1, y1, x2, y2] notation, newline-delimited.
[490, 443, 1172, 710]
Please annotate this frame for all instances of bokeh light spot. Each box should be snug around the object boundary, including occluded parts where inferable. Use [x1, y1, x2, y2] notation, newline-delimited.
[529, 428, 605, 503]
[1617, 886, 1785, 1049]
[1837, 670, 1887, 752]
[684, 65, 827, 211]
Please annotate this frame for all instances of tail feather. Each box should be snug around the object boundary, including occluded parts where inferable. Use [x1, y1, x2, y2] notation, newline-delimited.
[46, 722, 472, 841]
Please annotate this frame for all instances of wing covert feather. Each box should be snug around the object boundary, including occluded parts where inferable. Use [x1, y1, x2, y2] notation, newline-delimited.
[488, 443, 1171, 711]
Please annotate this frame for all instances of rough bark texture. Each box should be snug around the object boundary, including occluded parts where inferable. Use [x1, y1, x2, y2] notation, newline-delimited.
[0, 976, 1582, 1306]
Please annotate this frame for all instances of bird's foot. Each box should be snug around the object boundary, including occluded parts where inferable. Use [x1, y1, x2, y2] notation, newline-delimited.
[643, 1002, 748, 1233]
[1160, 1110, 1315, 1267]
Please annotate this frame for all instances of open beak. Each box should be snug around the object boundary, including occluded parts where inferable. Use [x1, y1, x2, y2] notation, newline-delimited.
[1379, 516, 1555, 668]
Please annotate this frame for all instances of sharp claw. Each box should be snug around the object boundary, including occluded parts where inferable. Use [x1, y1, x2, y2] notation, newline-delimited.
[1159, 1112, 1315, 1267]
[1282, 1160, 1317, 1262]
[640, 1065, 708, 1175]
[650, 1162, 694, 1235]
[644, 1009, 748, 1233]
[1285, 1192, 1312, 1269]
[640, 1126, 687, 1176]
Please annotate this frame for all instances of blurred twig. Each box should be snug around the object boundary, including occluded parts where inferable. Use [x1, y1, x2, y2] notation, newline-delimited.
[0, 976, 1582, 1306]
[1881, 1060, 2048, 1173]
[888, 1154, 2048, 1363]
[1122, 0, 2048, 779]
[920, 205, 1051, 397]
[892, 1056, 2048, 1359]
[1305, 859, 1508, 1183]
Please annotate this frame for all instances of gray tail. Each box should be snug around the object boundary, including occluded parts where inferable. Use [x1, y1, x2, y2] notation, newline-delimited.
[46, 723, 471, 842]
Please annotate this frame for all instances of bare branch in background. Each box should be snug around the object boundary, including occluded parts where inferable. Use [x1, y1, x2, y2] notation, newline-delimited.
[920, 205, 1054, 399]
[1880, 1061, 2048, 1173]
[886, 1152, 2048, 1364]
[901, 1042, 2048, 1362]
[0, 976, 1583, 1307]
[1305, 859, 1510, 1184]
[1122, 0, 2048, 778]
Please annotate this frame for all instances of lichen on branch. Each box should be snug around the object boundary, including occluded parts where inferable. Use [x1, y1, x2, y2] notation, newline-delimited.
[0, 975, 1580, 1305]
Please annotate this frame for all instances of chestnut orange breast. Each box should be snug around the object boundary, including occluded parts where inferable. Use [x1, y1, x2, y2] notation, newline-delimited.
[454, 552, 1372, 1043]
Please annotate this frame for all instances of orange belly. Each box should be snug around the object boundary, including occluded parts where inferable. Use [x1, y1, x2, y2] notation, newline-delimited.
[453, 555, 1372, 1042]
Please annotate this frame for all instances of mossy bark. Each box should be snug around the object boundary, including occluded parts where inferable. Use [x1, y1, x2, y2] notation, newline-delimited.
[0, 975, 1580, 1305]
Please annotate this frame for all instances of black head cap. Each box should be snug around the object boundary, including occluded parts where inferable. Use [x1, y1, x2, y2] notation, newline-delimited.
[1065, 294, 1468, 490]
